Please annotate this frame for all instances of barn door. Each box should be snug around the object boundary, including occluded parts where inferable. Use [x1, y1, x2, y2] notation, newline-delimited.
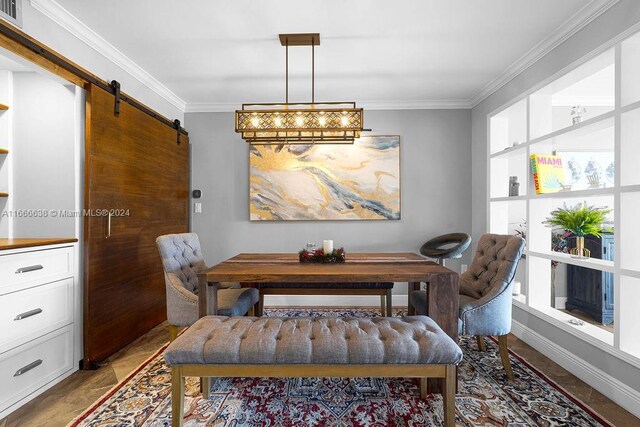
[83, 84, 189, 367]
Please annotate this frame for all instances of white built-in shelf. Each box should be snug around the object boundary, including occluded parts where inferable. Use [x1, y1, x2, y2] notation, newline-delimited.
[530, 186, 615, 199]
[490, 195, 527, 202]
[528, 250, 615, 272]
[529, 110, 616, 146]
[490, 144, 528, 159]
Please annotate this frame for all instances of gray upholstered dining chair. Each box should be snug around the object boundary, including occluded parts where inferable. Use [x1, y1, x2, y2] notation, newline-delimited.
[156, 233, 259, 340]
[410, 233, 525, 380]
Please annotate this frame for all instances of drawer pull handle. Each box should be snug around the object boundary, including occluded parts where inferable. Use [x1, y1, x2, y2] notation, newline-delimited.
[15, 264, 44, 274]
[13, 359, 43, 377]
[14, 308, 43, 320]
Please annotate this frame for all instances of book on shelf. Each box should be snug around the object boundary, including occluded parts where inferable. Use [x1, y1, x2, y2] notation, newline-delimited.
[530, 154, 565, 194]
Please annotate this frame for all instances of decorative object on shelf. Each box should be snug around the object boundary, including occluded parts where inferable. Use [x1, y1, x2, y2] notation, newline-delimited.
[235, 34, 368, 145]
[530, 154, 565, 194]
[570, 105, 586, 125]
[543, 202, 612, 259]
[512, 141, 521, 147]
[508, 176, 520, 196]
[550, 231, 570, 306]
[249, 135, 400, 221]
[568, 318, 585, 326]
[584, 160, 604, 189]
[323, 239, 334, 253]
[555, 151, 614, 191]
[299, 247, 346, 263]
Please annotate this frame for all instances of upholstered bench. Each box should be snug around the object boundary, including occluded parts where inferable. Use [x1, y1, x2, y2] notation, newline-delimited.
[165, 315, 462, 426]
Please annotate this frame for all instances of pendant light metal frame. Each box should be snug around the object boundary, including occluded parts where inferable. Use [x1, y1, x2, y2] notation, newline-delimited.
[235, 33, 367, 145]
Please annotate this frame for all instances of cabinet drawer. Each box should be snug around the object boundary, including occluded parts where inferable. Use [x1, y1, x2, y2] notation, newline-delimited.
[0, 325, 73, 414]
[0, 246, 73, 294]
[0, 279, 74, 354]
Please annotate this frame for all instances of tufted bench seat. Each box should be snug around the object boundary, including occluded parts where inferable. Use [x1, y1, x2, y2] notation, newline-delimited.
[165, 315, 462, 426]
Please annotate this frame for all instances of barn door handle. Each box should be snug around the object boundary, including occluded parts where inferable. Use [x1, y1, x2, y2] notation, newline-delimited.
[106, 211, 112, 238]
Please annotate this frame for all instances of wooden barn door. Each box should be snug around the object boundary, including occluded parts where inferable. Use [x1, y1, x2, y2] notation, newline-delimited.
[83, 84, 189, 367]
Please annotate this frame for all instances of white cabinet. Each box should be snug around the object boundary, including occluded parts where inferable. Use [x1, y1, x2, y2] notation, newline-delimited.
[0, 242, 78, 419]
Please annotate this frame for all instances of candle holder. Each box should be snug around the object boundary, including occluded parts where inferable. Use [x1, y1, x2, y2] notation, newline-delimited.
[299, 247, 346, 263]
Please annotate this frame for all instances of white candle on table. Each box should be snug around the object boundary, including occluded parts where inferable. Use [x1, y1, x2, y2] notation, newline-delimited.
[323, 240, 334, 254]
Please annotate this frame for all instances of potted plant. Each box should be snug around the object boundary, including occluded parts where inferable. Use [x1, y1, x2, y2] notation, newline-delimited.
[543, 202, 611, 258]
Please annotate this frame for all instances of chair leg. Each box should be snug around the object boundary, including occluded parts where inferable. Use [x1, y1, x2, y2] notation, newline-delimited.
[168, 325, 181, 342]
[476, 336, 486, 351]
[443, 365, 456, 427]
[498, 335, 514, 380]
[247, 305, 255, 316]
[380, 295, 386, 316]
[386, 289, 393, 317]
[201, 377, 211, 399]
[171, 367, 184, 427]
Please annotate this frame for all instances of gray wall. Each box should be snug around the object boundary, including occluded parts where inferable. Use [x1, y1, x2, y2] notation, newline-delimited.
[12, 72, 76, 237]
[471, 0, 640, 401]
[187, 109, 472, 294]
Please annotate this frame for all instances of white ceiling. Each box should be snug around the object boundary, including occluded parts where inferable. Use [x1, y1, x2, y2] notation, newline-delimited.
[49, 0, 612, 110]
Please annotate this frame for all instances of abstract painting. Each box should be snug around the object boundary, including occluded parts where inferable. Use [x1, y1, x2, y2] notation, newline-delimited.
[249, 135, 400, 221]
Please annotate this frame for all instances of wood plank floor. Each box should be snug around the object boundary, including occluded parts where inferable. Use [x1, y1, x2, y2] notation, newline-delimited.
[1, 317, 638, 426]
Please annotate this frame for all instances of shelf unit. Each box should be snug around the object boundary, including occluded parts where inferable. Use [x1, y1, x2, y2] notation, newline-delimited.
[487, 29, 640, 362]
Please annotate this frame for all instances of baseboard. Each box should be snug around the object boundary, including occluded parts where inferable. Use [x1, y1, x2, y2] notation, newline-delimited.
[511, 320, 640, 418]
[554, 297, 567, 309]
[264, 294, 409, 307]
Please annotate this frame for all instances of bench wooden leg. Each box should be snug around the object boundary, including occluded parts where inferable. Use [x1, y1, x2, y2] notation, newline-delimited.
[476, 335, 485, 351]
[201, 377, 211, 399]
[498, 334, 514, 380]
[420, 378, 428, 399]
[386, 289, 393, 317]
[380, 295, 386, 316]
[443, 365, 456, 427]
[171, 367, 184, 427]
[168, 325, 181, 342]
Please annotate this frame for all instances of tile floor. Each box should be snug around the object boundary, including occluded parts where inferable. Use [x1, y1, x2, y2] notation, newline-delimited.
[1, 315, 638, 427]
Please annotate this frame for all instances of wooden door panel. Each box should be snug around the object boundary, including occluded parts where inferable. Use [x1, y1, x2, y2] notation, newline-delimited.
[83, 85, 188, 366]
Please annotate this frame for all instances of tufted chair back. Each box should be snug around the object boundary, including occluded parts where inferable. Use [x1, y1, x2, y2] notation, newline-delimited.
[460, 234, 525, 300]
[156, 233, 207, 293]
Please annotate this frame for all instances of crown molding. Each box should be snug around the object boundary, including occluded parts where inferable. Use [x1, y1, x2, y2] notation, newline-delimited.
[185, 99, 472, 113]
[29, 0, 187, 112]
[469, 0, 619, 108]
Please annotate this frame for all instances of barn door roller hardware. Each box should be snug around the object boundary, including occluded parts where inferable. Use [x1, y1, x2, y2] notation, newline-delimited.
[174, 119, 181, 145]
[110, 80, 121, 117]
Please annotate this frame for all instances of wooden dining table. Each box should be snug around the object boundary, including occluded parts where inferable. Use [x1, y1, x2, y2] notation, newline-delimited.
[197, 252, 459, 342]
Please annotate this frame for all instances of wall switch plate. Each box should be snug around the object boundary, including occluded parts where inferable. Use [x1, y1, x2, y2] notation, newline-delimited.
[194, 202, 202, 213]
[461, 264, 467, 274]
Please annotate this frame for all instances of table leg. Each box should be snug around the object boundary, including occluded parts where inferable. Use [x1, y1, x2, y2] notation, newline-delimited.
[258, 293, 265, 316]
[380, 295, 386, 316]
[407, 282, 421, 315]
[426, 272, 459, 393]
[386, 289, 393, 317]
[198, 274, 208, 318]
[198, 274, 219, 318]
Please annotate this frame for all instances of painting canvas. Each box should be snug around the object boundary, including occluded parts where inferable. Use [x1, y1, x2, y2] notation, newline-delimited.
[249, 135, 400, 221]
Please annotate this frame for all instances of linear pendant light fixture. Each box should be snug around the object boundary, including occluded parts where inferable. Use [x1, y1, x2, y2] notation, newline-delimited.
[235, 33, 368, 145]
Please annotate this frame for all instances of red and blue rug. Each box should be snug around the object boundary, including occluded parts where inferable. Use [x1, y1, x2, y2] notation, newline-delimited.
[70, 308, 612, 426]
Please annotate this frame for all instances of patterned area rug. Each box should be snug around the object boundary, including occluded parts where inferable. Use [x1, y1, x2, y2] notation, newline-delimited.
[70, 308, 612, 426]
